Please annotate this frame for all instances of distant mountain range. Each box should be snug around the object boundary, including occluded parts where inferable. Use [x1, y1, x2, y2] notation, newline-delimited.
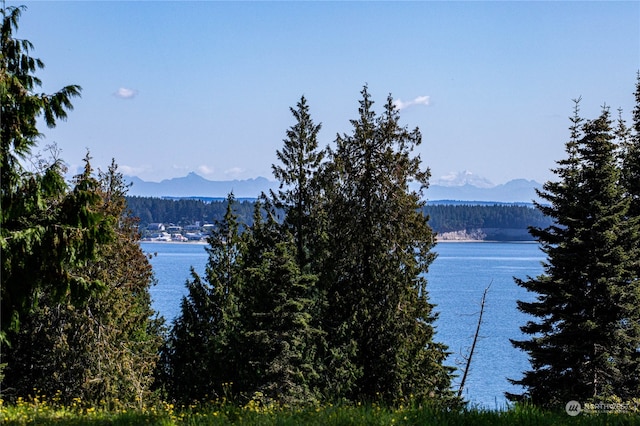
[426, 179, 542, 203]
[125, 173, 275, 199]
[125, 172, 543, 203]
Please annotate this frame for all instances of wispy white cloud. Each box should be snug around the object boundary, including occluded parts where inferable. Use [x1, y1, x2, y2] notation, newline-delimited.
[394, 95, 430, 110]
[113, 87, 139, 99]
[119, 164, 152, 176]
[197, 165, 215, 176]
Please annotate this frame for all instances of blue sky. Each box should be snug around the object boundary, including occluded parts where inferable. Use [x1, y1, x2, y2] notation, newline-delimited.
[9, 1, 640, 185]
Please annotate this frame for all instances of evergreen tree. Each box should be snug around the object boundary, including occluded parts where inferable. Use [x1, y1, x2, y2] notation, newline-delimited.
[622, 73, 640, 217]
[236, 199, 323, 405]
[271, 95, 325, 269]
[0, 5, 81, 182]
[618, 74, 640, 397]
[160, 194, 244, 403]
[321, 86, 455, 405]
[509, 101, 640, 406]
[1, 5, 110, 343]
[2, 158, 162, 406]
[269, 96, 329, 403]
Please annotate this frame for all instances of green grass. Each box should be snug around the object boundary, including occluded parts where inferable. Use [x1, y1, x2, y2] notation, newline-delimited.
[1, 397, 639, 425]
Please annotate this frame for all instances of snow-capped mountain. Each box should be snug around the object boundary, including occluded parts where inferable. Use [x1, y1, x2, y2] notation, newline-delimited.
[425, 178, 542, 203]
[435, 170, 495, 188]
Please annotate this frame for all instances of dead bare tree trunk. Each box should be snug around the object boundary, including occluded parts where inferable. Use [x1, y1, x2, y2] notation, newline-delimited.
[458, 282, 491, 399]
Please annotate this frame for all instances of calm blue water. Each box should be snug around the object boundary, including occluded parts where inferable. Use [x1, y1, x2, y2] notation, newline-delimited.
[428, 242, 543, 408]
[141, 241, 543, 409]
[142, 242, 209, 325]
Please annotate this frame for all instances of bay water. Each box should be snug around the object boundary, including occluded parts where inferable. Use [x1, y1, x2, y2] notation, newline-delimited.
[141, 241, 543, 408]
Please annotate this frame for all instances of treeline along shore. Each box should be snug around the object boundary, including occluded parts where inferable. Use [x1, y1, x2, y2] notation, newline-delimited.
[126, 196, 552, 241]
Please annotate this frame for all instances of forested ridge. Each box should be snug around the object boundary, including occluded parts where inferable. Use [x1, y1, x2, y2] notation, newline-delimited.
[425, 204, 552, 236]
[2, 4, 639, 416]
[126, 196, 552, 237]
[125, 196, 256, 228]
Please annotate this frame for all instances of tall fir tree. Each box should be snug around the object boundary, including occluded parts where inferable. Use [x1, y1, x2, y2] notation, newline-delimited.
[621, 73, 640, 220]
[160, 194, 244, 403]
[271, 95, 325, 270]
[320, 86, 455, 405]
[509, 101, 640, 406]
[269, 96, 329, 402]
[235, 199, 323, 405]
[618, 74, 640, 397]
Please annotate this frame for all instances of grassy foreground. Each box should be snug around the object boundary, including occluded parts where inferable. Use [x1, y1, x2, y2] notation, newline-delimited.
[1, 396, 639, 425]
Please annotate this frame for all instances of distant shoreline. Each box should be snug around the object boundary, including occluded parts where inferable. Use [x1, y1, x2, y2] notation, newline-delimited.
[140, 240, 207, 245]
[436, 239, 485, 243]
[139, 238, 534, 245]
[436, 239, 536, 243]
